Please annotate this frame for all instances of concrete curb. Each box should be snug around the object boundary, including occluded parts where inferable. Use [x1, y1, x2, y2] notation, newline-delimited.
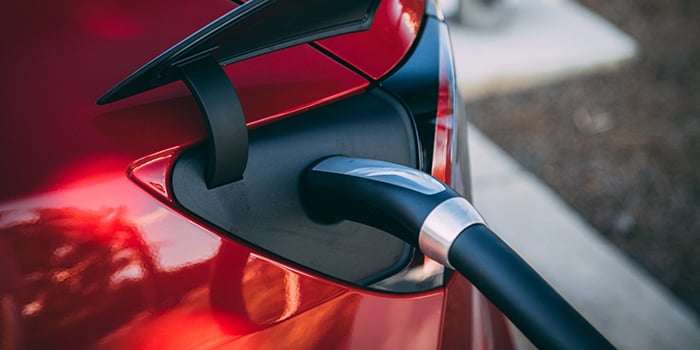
[468, 125, 700, 349]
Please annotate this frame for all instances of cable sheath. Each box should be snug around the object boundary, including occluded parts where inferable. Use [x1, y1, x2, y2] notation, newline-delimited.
[448, 224, 615, 350]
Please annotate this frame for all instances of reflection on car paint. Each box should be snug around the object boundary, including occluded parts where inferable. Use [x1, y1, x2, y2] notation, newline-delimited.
[0, 171, 448, 349]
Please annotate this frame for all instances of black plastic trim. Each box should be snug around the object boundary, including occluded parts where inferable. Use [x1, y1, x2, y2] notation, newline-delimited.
[381, 17, 440, 123]
[179, 56, 248, 188]
[309, 42, 376, 83]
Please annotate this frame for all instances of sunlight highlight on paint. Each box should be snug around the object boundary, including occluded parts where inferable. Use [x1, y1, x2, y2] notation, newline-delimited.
[276, 271, 301, 322]
[128, 148, 180, 203]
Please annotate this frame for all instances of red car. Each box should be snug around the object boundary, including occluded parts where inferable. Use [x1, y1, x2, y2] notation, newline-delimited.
[0, 1, 610, 349]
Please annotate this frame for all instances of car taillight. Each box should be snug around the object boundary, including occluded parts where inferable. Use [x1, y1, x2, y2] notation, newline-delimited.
[432, 22, 470, 197]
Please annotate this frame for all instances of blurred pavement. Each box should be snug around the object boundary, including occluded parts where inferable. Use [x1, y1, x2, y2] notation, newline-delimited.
[450, 0, 637, 102]
[447, 0, 700, 348]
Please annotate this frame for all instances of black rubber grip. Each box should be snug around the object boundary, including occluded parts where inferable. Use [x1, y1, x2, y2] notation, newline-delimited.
[448, 224, 615, 350]
[303, 160, 457, 246]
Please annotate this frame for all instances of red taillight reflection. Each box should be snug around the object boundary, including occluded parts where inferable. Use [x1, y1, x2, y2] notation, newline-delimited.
[431, 23, 458, 185]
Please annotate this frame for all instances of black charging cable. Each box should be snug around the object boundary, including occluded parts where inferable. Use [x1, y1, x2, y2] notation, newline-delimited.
[303, 156, 614, 350]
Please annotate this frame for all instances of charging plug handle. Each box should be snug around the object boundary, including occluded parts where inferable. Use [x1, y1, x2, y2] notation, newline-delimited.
[303, 156, 614, 350]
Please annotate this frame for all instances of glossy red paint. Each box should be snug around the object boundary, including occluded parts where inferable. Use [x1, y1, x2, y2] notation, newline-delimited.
[440, 275, 515, 349]
[317, 0, 426, 79]
[0, 0, 513, 349]
[0, 1, 367, 201]
[0, 170, 443, 349]
[224, 46, 368, 129]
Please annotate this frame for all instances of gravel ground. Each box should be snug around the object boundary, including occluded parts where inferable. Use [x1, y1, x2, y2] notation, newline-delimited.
[468, 0, 700, 315]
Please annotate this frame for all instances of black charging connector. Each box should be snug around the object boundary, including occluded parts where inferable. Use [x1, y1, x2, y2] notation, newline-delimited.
[303, 156, 615, 350]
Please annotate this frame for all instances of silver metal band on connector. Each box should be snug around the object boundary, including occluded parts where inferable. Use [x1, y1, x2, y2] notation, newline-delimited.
[418, 197, 485, 269]
[312, 156, 447, 195]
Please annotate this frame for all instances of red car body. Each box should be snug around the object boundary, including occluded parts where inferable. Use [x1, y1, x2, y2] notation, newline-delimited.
[0, 0, 514, 348]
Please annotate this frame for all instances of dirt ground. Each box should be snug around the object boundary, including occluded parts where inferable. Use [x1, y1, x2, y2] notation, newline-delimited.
[468, 0, 700, 314]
